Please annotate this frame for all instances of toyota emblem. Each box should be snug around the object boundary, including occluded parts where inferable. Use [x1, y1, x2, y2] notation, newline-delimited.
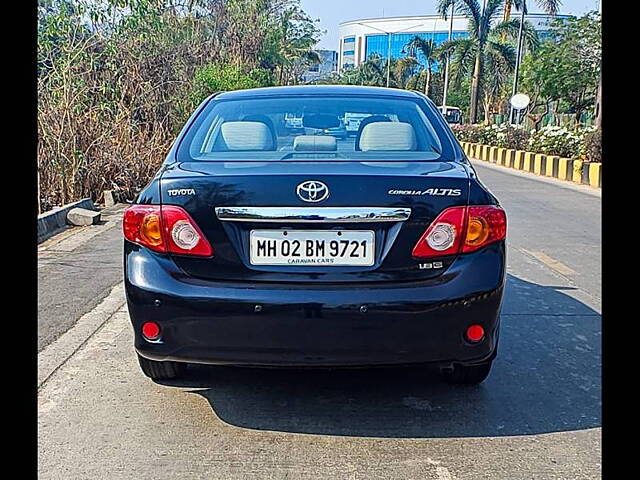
[296, 180, 329, 203]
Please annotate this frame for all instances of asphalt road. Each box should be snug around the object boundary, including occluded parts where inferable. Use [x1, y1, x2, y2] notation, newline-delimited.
[37, 205, 126, 351]
[38, 163, 601, 479]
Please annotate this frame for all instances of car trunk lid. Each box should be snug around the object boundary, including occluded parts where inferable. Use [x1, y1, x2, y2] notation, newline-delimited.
[159, 160, 470, 283]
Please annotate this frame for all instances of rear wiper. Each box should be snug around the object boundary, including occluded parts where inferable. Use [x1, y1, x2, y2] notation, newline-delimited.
[278, 152, 347, 161]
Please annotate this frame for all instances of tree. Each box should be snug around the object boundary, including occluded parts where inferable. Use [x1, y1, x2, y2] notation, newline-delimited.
[358, 54, 387, 85]
[330, 54, 386, 86]
[260, 1, 322, 85]
[333, 54, 417, 89]
[404, 36, 438, 95]
[503, 0, 561, 23]
[437, 0, 538, 123]
[520, 12, 601, 124]
[393, 56, 420, 89]
[481, 41, 516, 123]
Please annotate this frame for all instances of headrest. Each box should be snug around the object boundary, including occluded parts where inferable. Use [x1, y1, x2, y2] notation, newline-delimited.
[219, 121, 275, 151]
[241, 115, 277, 148]
[358, 115, 391, 133]
[358, 122, 417, 151]
[293, 135, 337, 151]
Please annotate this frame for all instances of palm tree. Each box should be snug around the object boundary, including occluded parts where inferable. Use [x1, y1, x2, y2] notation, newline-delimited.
[333, 54, 387, 86]
[404, 36, 438, 95]
[481, 41, 516, 123]
[393, 56, 420, 89]
[437, 0, 538, 123]
[503, 0, 561, 23]
[359, 54, 387, 86]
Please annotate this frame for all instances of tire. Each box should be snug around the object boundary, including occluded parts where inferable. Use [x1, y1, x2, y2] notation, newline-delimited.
[440, 360, 493, 385]
[137, 354, 186, 380]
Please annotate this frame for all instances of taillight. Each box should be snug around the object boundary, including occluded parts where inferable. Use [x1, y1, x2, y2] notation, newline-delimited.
[161, 206, 213, 256]
[123, 205, 165, 252]
[412, 205, 506, 258]
[462, 206, 506, 253]
[411, 206, 466, 258]
[123, 205, 213, 257]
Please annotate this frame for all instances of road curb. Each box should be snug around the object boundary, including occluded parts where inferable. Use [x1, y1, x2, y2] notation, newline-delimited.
[38, 282, 126, 389]
[38, 198, 98, 244]
[470, 159, 601, 197]
[460, 141, 601, 189]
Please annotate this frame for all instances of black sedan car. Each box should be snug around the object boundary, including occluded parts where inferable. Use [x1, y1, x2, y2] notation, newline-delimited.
[123, 85, 506, 384]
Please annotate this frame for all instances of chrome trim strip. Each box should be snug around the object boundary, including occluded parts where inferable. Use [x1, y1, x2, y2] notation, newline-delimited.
[215, 207, 411, 223]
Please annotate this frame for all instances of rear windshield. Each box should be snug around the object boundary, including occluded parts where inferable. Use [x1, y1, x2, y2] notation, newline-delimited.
[177, 95, 454, 162]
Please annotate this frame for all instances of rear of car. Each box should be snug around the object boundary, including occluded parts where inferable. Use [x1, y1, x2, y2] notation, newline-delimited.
[123, 86, 506, 385]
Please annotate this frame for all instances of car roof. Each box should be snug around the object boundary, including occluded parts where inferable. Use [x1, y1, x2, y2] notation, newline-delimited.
[215, 85, 424, 100]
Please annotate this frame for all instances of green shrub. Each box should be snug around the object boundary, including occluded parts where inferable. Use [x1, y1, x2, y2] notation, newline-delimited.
[452, 124, 530, 150]
[528, 126, 584, 158]
[190, 64, 274, 105]
[451, 124, 484, 143]
[496, 125, 530, 150]
[453, 123, 598, 159]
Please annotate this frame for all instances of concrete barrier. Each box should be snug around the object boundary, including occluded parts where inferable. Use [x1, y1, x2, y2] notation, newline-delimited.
[545, 156, 560, 177]
[523, 152, 534, 172]
[533, 154, 545, 175]
[589, 162, 602, 188]
[505, 149, 515, 168]
[460, 141, 600, 189]
[37, 198, 97, 244]
[489, 146, 498, 163]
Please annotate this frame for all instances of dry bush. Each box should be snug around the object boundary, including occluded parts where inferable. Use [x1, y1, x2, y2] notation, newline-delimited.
[37, 0, 319, 211]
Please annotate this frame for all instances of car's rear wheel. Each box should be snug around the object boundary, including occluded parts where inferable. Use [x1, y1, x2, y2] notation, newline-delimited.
[440, 360, 493, 385]
[137, 354, 186, 380]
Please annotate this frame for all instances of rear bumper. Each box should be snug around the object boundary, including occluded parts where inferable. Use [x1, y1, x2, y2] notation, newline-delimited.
[125, 242, 505, 367]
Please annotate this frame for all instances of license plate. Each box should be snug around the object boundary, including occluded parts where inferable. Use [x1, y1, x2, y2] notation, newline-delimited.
[250, 230, 375, 266]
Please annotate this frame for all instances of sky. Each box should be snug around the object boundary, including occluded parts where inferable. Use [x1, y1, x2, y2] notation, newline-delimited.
[300, 0, 600, 49]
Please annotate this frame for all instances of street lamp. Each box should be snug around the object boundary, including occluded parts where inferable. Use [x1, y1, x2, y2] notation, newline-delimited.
[441, 1, 456, 109]
[509, 5, 527, 124]
[353, 22, 425, 87]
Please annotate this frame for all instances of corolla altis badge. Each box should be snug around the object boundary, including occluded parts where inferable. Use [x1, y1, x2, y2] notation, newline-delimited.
[297, 181, 329, 203]
[388, 188, 462, 196]
[167, 188, 196, 197]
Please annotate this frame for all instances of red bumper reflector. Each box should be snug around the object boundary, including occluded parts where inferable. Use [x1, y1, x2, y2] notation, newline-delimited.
[465, 324, 485, 343]
[142, 322, 161, 341]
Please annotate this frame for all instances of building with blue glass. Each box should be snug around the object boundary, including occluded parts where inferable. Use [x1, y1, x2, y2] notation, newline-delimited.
[337, 13, 573, 72]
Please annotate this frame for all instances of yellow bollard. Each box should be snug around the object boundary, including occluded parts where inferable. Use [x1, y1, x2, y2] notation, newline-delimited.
[523, 152, 534, 172]
[533, 154, 545, 175]
[514, 151, 524, 170]
[489, 146, 498, 163]
[546, 156, 559, 177]
[588, 163, 601, 188]
[572, 160, 583, 184]
[558, 158, 570, 180]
